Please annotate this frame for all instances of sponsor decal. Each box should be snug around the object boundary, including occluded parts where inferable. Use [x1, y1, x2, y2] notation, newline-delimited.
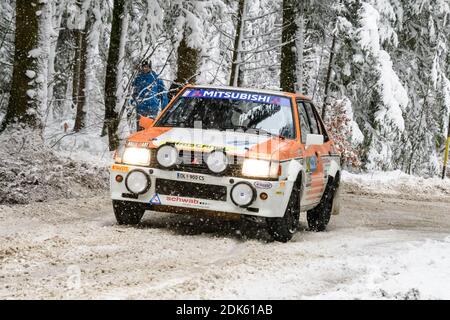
[158, 140, 216, 152]
[306, 156, 317, 173]
[184, 89, 291, 107]
[165, 196, 210, 207]
[279, 181, 286, 188]
[126, 141, 150, 148]
[254, 181, 273, 189]
[310, 156, 317, 172]
[176, 172, 206, 182]
[111, 164, 129, 173]
[150, 193, 162, 205]
[275, 191, 284, 195]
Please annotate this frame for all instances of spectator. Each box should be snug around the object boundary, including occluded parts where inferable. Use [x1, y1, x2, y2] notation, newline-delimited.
[131, 60, 168, 130]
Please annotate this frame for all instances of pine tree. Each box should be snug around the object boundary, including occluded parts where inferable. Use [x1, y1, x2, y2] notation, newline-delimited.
[1, 0, 43, 132]
[103, 0, 126, 150]
[229, 0, 246, 86]
[72, 0, 92, 132]
[280, 0, 298, 93]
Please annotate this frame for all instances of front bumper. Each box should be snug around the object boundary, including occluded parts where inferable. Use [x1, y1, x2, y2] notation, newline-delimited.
[110, 164, 293, 218]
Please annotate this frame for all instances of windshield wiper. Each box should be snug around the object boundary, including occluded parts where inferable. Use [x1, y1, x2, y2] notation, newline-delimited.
[221, 126, 285, 140]
[250, 128, 286, 140]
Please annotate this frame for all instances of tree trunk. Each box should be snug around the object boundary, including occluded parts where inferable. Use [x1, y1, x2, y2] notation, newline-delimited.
[441, 114, 450, 179]
[321, 32, 337, 121]
[280, 0, 297, 93]
[175, 32, 199, 84]
[229, 0, 246, 87]
[72, 29, 82, 111]
[53, 25, 74, 118]
[295, 0, 304, 93]
[73, 15, 91, 132]
[1, 0, 41, 131]
[102, 0, 125, 150]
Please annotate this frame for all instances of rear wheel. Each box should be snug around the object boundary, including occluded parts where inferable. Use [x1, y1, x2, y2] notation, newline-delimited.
[307, 177, 336, 232]
[113, 200, 145, 225]
[266, 184, 300, 242]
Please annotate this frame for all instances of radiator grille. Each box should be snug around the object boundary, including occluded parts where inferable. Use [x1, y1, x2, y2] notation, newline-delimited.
[155, 178, 227, 201]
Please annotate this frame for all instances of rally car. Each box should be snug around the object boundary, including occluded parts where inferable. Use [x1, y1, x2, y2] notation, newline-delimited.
[110, 85, 341, 242]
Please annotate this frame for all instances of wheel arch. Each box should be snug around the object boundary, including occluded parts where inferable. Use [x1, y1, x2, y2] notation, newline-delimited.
[327, 159, 340, 178]
[286, 159, 306, 199]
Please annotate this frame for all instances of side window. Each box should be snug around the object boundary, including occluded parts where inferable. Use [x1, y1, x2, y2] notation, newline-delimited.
[311, 103, 330, 142]
[304, 102, 320, 135]
[297, 101, 311, 144]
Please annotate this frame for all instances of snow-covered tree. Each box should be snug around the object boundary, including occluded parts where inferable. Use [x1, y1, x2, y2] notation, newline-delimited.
[1, 0, 50, 132]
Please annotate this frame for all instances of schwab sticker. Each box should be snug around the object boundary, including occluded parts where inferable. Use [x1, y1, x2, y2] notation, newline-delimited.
[183, 89, 291, 107]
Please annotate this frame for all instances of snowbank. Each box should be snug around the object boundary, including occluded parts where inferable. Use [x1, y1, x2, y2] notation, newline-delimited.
[0, 130, 108, 204]
[342, 170, 450, 201]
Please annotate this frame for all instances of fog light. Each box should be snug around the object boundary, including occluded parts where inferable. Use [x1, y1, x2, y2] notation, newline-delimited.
[206, 150, 228, 173]
[125, 170, 150, 194]
[156, 144, 178, 168]
[115, 175, 123, 183]
[230, 182, 256, 207]
[260, 192, 268, 200]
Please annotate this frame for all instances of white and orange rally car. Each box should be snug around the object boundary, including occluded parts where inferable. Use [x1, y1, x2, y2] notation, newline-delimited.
[111, 85, 341, 242]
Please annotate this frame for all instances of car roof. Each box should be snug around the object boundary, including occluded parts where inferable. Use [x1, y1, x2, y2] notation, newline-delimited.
[186, 84, 312, 101]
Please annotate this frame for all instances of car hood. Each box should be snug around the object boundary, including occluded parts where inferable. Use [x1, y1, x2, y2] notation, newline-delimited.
[127, 127, 295, 160]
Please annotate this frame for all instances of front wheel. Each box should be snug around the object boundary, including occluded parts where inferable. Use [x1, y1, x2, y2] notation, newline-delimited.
[266, 184, 300, 242]
[113, 200, 145, 225]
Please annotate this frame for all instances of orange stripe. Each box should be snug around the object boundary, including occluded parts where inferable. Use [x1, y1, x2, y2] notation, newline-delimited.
[308, 189, 323, 196]
[310, 180, 323, 188]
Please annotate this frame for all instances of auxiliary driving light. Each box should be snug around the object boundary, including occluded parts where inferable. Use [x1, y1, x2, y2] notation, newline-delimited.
[230, 182, 256, 207]
[156, 144, 178, 168]
[125, 170, 150, 194]
[206, 150, 228, 174]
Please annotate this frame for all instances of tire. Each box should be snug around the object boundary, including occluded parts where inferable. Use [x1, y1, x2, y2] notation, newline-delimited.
[307, 177, 336, 232]
[239, 215, 262, 240]
[266, 183, 300, 242]
[113, 200, 145, 225]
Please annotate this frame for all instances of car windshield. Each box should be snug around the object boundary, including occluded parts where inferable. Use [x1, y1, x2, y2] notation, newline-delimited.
[155, 88, 295, 139]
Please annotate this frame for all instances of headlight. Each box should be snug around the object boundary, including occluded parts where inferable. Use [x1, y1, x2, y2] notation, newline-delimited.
[206, 151, 228, 173]
[122, 147, 151, 166]
[156, 144, 178, 168]
[230, 182, 256, 207]
[125, 170, 150, 194]
[242, 159, 280, 178]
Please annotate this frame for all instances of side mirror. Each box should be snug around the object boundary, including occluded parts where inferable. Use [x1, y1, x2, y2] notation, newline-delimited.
[139, 116, 154, 130]
[305, 134, 324, 146]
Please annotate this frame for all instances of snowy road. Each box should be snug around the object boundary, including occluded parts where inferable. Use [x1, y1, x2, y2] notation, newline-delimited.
[1, 190, 450, 299]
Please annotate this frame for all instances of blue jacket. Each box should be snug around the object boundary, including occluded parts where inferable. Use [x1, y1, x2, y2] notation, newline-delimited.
[131, 71, 169, 118]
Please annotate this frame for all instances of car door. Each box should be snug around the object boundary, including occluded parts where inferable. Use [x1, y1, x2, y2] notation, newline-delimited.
[296, 100, 326, 207]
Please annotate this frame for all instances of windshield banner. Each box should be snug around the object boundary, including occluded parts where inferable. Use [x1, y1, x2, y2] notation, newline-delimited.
[182, 89, 291, 107]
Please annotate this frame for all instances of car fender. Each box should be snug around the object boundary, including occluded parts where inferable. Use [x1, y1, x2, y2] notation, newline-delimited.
[285, 158, 306, 200]
[286, 159, 304, 182]
[327, 159, 340, 178]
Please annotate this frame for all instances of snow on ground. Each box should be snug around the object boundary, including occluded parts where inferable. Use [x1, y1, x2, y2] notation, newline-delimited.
[1, 135, 450, 299]
[0, 130, 108, 204]
[43, 120, 115, 166]
[0, 194, 449, 299]
[1, 182, 449, 299]
[342, 170, 450, 201]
